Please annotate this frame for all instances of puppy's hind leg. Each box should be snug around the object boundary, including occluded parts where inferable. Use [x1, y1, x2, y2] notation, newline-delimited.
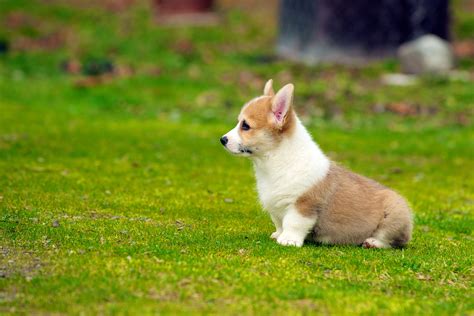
[363, 193, 413, 249]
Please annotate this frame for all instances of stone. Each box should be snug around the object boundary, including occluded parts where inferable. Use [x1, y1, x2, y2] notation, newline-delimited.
[398, 35, 454, 75]
[381, 73, 418, 86]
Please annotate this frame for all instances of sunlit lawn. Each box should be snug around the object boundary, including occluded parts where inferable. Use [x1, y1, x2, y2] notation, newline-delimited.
[0, 0, 473, 314]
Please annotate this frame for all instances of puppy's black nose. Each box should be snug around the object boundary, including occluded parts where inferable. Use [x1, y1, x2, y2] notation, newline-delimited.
[220, 136, 228, 146]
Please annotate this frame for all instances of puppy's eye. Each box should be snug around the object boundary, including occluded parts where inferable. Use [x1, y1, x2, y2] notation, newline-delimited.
[241, 120, 250, 131]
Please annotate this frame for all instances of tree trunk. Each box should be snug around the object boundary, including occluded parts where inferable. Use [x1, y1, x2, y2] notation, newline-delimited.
[277, 0, 449, 64]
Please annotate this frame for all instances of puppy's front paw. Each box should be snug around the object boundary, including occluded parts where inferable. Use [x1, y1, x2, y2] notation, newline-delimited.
[277, 233, 304, 247]
[270, 231, 282, 240]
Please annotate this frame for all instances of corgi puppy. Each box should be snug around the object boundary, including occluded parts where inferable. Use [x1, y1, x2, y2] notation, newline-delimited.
[220, 80, 413, 248]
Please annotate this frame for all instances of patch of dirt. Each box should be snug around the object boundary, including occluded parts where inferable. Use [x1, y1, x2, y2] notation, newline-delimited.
[171, 39, 195, 56]
[454, 111, 471, 126]
[147, 280, 204, 304]
[4, 10, 71, 51]
[148, 287, 179, 301]
[4, 11, 37, 29]
[103, 0, 136, 12]
[416, 272, 432, 281]
[371, 102, 439, 117]
[40, 0, 136, 12]
[61, 59, 82, 74]
[0, 286, 19, 312]
[290, 299, 323, 312]
[0, 246, 42, 279]
[72, 63, 135, 88]
[453, 40, 474, 58]
[12, 31, 69, 51]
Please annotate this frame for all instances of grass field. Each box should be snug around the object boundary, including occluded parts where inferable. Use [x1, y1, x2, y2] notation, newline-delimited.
[1, 0, 473, 314]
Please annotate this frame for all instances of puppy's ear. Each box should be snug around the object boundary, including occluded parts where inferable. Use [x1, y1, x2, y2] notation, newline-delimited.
[271, 83, 293, 127]
[263, 79, 274, 96]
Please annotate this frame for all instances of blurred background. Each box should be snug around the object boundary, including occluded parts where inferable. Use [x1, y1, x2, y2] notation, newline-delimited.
[0, 0, 472, 127]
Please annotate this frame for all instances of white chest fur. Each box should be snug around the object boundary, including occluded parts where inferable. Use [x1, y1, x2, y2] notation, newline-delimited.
[252, 120, 330, 216]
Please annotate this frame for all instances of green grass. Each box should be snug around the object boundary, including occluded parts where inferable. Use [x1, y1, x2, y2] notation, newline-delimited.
[1, 0, 473, 314]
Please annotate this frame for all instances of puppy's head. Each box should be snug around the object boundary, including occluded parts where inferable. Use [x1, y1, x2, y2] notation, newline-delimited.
[220, 80, 296, 157]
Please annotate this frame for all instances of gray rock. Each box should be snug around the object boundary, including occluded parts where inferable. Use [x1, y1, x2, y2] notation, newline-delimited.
[398, 35, 454, 75]
[381, 73, 418, 86]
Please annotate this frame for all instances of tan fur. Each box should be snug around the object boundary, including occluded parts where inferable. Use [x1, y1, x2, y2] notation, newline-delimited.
[263, 79, 275, 96]
[296, 163, 413, 247]
[239, 96, 273, 130]
[237, 96, 296, 149]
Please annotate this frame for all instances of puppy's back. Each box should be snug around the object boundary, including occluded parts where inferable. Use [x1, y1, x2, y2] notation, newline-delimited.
[297, 163, 412, 246]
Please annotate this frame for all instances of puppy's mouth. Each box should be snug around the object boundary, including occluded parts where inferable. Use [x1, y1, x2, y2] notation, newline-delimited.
[238, 145, 253, 155]
[225, 144, 253, 156]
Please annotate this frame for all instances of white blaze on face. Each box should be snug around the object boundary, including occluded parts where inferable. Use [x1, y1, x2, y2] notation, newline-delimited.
[223, 122, 244, 155]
